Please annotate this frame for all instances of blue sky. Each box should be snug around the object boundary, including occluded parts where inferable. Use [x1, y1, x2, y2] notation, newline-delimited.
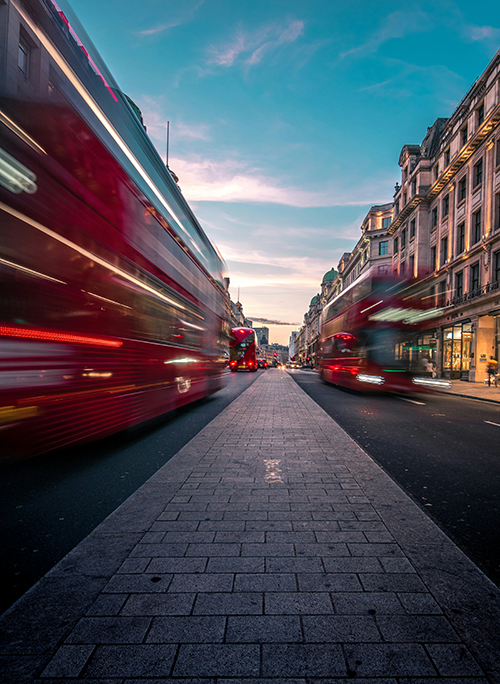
[70, 0, 500, 344]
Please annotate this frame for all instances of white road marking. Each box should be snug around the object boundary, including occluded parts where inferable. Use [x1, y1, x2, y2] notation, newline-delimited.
[399, 397, 426, 405]
[484, 421, 500, 427]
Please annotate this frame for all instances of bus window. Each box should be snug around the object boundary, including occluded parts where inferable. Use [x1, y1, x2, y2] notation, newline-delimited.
[333, 333, 357, 357]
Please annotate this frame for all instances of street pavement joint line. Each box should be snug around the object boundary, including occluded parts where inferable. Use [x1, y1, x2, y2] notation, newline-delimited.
[484, 420, 500, 427]
[398, 397, 426, 405]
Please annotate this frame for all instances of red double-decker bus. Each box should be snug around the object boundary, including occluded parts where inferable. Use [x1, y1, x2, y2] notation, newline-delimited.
[319, 270, 451, 393]
[229, 328, 258, 372]
[0, 0, 228, 457]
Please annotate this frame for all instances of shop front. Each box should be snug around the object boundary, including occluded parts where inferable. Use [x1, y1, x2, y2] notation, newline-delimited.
[442, 321, 473, 380]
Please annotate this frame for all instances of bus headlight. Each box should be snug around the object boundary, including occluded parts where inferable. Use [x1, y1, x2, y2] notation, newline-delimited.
[412, 377, 452, 389]
[356, 374, 385, 385]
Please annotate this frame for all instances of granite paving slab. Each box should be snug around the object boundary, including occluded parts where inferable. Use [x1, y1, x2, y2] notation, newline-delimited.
[1, 370, 499, 683]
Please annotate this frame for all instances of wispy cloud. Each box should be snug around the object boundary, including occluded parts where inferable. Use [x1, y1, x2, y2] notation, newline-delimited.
[134, 96, 211, 147]
[341, 3, 500, 62]
[464, 23, 500, 51]
[171, 156, 392, 208]
[207, 19, 304, 68]
[250, 317, 301, 326]
[138, 0, 205, 36]
[175, 121, 211, 141]
[340, 10, 433, 60]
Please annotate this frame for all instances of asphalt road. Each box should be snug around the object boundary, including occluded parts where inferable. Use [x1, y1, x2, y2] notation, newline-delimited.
[0, 369, 259, 614]
[289, 369, 500, 588]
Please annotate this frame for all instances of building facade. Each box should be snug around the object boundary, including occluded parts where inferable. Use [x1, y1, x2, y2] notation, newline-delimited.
[335, 204, 394, 291]
[288, 330, 298, 361]
[390, 49, 500, 381]
[254, 327, 269, 347]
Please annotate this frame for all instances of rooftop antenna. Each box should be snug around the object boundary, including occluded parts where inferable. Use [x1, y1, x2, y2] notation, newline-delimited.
[166, 121, 170, 168]
[237, 286, 240, 303]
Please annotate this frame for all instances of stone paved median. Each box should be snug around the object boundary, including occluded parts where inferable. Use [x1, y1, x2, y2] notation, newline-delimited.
[1, 370, 500, 683]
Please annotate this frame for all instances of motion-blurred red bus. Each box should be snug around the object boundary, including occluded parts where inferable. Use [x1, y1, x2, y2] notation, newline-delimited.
[319, 271, 451, 393]
[229, 328, 258, 372]
[0, 0, 228, 457]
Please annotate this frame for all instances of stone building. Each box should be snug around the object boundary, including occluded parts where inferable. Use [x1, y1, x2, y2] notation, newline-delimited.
[390, 48, 500, 381]
[334, 204, 394, 294]
[254, 327, 269, 347]
[288, 330, 298, 361]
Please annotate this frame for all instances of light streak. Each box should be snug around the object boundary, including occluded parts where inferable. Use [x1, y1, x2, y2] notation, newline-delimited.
[0, 201, 188, 311]
[0, 325, 122, 348]
[0, 257, 66, 284]
[12, 0, 205, 262]
[0, 109, 46, 154]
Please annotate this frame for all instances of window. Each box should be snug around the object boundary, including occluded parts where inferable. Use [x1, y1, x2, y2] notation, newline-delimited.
[496, 139, 500, 168]
[18, 38, 29, 77]
[403, 192, 407, 206]
[393, 237, 399, 254]
[472, 209, 481, 244]
[438, 280, 446, 306]
[379, 240, 388, 255]
[400, 261, 406, 275]
[431, 245, 437, 271]
[470, 262, 480, 294]
[382, 217, 391, 229]
[433, 165, 439, 181]
[409, 254, 415, 277]
[411, 179, 416, 195]
[493, 251, 500, 286]
[378, 264, 388, 275]
[461, 125, 468, 147]
[445, 148, 450, 167]
[494, 251, 500, 285]
[458, 176, 467, 202]
[473, 158, 483, 187]
[457, 222, 465, 254]
[403, 167, 408, 180]
[495, 192, 500, 231]
[410, 219, 416, 239]
[401, 227, 407, 249]
[441, 236, 448, 266]
[442, 194, 449, 217]
[395, 201, 400, 215]
[455, 271, 463, 299]
[431, 207, 438, 229]
[477, 102, 484, 127]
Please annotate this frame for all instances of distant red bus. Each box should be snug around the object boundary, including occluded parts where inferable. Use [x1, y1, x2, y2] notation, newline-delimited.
[319, 271, 451, 393]
[229, 328, 258, 372]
